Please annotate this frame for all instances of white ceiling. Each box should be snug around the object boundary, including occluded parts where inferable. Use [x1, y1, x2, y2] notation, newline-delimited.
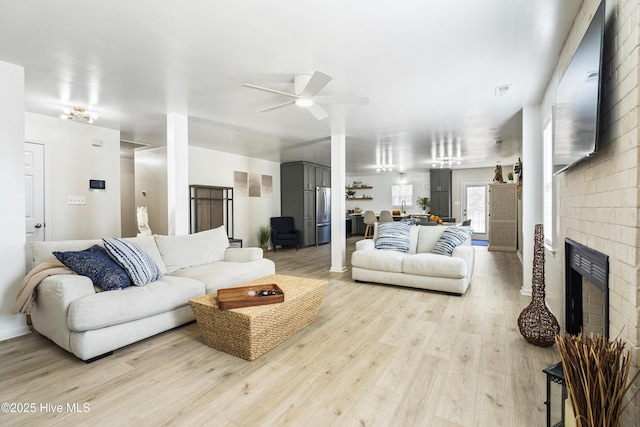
[0, 0, 582, 175]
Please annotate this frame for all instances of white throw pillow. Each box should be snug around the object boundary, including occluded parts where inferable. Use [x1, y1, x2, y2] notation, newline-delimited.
[154, 226, 230, 273]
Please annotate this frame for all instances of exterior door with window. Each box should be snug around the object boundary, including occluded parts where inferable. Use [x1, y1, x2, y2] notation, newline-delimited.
[461, 180, 489, 240]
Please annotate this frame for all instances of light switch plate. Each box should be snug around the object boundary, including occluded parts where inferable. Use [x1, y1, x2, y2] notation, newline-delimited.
[68, 196, 86, 205]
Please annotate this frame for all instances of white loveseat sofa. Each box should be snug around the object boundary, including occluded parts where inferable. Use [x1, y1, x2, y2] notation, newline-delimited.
[351, 224, 475, 295]
[25, 226, 275, 362]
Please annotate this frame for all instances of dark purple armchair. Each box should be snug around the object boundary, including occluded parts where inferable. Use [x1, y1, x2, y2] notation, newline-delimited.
[270, 217, 300, 252]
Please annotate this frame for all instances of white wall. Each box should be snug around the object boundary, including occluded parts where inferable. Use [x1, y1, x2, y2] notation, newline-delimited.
[25, 113, 121, 240]
[120, 156, 137, 237]
[135, 147, 169, 235]
[189, 146, 281, 247]
[0, 61, 27, 340]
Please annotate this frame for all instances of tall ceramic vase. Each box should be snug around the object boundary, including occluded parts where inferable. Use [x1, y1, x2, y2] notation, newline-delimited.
[517, 224, 560, 347]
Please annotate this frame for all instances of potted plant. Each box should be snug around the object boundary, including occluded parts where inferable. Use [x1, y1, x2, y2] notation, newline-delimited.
[508, 172, 514, 183]
[259, 225, 270, 252]
[416, 197, 430, 213]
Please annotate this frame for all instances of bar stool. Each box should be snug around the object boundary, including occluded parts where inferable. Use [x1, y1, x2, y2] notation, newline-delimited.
[379, 210, 393, 222]
[363, 211, 376, 239]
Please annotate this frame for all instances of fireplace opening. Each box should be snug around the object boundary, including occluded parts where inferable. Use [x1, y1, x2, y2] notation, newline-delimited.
[565, 239, 609, 338]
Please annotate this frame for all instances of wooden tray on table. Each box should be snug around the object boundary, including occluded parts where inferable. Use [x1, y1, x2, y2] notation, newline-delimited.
[216, 284, 284, 310]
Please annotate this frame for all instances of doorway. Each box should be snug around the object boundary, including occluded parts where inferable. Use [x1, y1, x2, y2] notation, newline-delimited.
[461, 180, 489, 240]
[24, 140, 48, 270]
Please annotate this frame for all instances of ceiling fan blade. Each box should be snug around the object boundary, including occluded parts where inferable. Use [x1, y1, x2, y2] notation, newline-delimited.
[306, 103, 329, 120]
[241, 83, 297, 99]
[301, 71, 333, 97]
[314, 96, 369, 105]
[256, 100, 295, 113]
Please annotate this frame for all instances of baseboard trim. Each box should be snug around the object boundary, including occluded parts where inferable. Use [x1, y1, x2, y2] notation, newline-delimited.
[0, 325, 31, 341]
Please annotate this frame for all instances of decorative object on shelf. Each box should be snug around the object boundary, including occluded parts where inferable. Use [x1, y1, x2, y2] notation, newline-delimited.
[507, 172, 514, 183]
[555, 332, 640, 427]
[259, 225, 271, 252]
[416, 196, 430, 213]
[514, 157, 523, 181]
[515, 157, 523, 199]
[517, 224, 559, 347]
[136, 206, 152, 237]
[60, 106, 98, 123]
[493, 162, 505, 183]
[346, 190, 356, 198]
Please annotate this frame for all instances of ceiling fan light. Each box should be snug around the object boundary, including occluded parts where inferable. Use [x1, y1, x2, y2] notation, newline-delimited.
[60, 106, 97, 123]
[295, 97, 314, 107]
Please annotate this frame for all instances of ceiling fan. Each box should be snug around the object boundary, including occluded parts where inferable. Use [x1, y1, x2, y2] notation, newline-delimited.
[242, 70, 369, 120]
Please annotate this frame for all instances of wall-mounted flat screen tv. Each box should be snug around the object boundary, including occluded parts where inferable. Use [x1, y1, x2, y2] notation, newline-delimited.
[553, 1, 605, 175]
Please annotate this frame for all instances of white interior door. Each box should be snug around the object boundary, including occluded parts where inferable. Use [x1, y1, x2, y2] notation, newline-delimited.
[461, 179, 489, 240]
[25, 141, 46, 270]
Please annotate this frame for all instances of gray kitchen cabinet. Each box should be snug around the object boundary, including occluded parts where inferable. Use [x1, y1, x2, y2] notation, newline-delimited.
[430, 169, 452, 217]
[303, 220, 316, 246]
[351, 215, 365, 235]
[281, 161, 330, 247]
[315, 166, 331, 187]
[303, 164, 316, 190]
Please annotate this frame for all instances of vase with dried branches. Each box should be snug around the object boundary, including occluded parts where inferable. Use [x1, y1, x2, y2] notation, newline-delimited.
[556, 332, 639, 427]
[517, 224, 560, 347]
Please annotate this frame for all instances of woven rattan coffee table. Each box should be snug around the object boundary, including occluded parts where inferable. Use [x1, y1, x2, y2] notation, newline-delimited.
[189, 274, 327, 361]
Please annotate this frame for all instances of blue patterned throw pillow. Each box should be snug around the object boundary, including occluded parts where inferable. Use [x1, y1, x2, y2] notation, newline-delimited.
[375, 222, 412, 253]
[53, 245, 132, 291]
[432, 227, 473, 256]
[103, 237, 162, 286]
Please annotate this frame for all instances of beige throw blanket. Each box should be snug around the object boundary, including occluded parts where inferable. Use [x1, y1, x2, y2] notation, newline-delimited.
[11, 260, 74, 315]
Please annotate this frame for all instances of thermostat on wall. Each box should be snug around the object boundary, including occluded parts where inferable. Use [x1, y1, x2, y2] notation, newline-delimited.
[89, 179, 106, 190]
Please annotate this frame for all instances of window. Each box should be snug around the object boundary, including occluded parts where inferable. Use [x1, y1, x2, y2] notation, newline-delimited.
[391, 184, 413, 206]
[543, 111, 553, 248]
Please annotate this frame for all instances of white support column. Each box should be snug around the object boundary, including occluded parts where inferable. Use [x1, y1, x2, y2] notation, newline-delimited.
[521, 105, 543, 295]
[330, 133, 347, 273]
[0, 60, 29, 340]
[166, 113, 189, 236]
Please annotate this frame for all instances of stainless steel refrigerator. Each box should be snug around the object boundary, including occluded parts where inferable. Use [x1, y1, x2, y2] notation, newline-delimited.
[316, 186, 331, 245]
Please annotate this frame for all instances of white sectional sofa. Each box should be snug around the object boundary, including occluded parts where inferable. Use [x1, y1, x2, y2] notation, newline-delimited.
[351, 223, 475, 295]
[25, 226, 275, 362]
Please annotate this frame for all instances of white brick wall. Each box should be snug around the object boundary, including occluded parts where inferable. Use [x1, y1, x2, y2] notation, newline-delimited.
[544, 0, 640, 424]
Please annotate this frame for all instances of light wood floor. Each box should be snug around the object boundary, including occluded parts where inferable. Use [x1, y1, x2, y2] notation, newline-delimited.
[0, 238, 558, 426]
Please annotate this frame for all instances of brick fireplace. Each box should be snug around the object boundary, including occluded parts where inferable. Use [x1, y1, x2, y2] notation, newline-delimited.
[564, 239, 609, 338]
